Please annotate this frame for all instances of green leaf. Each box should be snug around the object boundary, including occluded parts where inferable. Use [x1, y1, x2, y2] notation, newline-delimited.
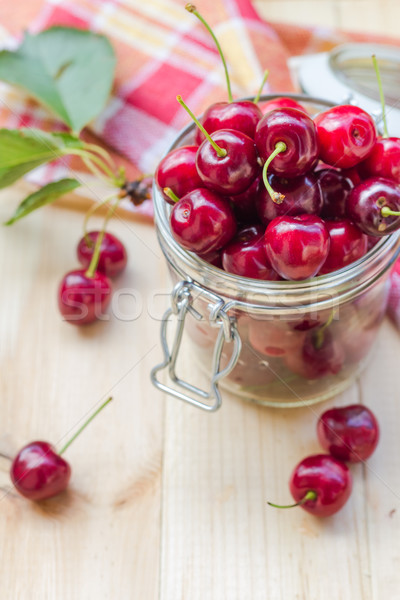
[0, 27, 116, 133]
[5, 178, 81, 225]
[0, 128, 84, 189]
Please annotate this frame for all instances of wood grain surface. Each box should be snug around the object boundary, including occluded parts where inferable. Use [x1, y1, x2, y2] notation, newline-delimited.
[1, 2, 400, 599]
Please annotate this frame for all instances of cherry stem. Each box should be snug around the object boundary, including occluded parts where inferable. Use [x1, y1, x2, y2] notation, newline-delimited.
[372, 54, 389, 138]
[85, 194, 122, 278]
[59, 397, 113, 456]
[253, 69, 269, 104]
[313, 309, 336, 349]
[163, 187, 180, 203]
[176, 95, 227, 158]
[82, 142, 117, 171]
[262, 141, 287, 203]
[381, 206, 400, 217]
[267, 489, 317, 509]
[185, 3, 233, 103]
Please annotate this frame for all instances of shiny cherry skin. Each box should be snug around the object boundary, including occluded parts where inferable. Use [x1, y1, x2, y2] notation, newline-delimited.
[341, 166, 363, 186]
[255, 107, 319, 177]
[170, 187, 236, 254]
[319, 219, 368, 274]
[260, 96, 307, 115]
[58, 269, 112, 325]
[360, 136, 400, 183]
[316, 168, 353, 220]
[264, 215, 330, 281]
[317, 404, 379, 463]
[194, 100, 262, 144]
[314, 105, 377, 168]
[229, 175, 261, 224]
[286, 328, 344, 379]
[347, 177, 400, 236]
[257, 172, 322, 223]
[77, 231, 127, 278]
[196, 129, 259, 195]
[289, 454, 352, 517]
[155, 145, 203, 204]
[222, 225, 280, 280]
[11, 441, 71, 501]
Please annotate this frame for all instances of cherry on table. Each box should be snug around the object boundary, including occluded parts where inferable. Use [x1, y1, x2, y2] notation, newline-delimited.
[264, 214, 330, 281]
[170, 187, 236, 254]
[319, 219, 368, 275]
[317, 404, 379, 462]
[314, 105, 377, 169]
[346, 176, 400, 236]
[155, 145, 203, 205]
[256, 172, 322, 223]
[268, 454, 353, 517]
[58, 269, 112, 325]
[10, 397, 112, 501]
[77, 231, 127, 278]
[221, 225, 280, 280]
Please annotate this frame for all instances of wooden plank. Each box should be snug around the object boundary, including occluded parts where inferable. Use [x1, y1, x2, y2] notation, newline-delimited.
[0, 185, 166, 599]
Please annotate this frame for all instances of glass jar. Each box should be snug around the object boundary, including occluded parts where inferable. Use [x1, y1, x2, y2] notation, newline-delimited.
[151, 94, 400, 410]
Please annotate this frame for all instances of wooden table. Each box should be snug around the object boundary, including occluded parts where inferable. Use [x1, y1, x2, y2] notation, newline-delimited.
[1, 2, 400, 598]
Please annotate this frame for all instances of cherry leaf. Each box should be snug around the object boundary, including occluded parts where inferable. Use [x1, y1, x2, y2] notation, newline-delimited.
[5, 178, 81, 225]
[0, 128, 84, 189]
[0, 27, 116, 133]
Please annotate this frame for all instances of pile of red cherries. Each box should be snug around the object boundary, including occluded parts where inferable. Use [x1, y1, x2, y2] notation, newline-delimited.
[155, 94, 400, 282]
[269, 403, 379, 517]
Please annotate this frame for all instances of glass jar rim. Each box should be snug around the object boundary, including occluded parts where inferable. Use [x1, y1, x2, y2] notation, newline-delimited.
[153, 93, 400, 309]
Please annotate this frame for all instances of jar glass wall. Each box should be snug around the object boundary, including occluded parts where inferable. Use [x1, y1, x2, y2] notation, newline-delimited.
[152, 95, 400, 408]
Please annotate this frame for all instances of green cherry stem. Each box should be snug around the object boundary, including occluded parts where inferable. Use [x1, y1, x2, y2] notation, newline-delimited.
[85, 194, 122, 278]
[59, 397, 113, 455]
[186, 3, 233, 103]
[82, 191, 122, 242]
[82, 142, 117, 170]
[267, 490, 317, 509]
[176, 95, 227, 157]
[262, 141, 287, 203]
[381, 206, 400, 217]
[163, 187, 180, 203]
[253, 69, 269, 104]
[372, 54, 389, 138]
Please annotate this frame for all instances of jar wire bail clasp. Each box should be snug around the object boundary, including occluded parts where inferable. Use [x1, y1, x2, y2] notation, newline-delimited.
[150, 280, 242, 411]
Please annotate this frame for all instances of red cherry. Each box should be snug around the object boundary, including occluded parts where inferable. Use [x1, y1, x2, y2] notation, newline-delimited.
[221, 225, 280, 280]
[257, 172, 322, 223]
[289, 454, 352, 517]
[196, 129, 260, 195]
[319, 219, 368, 274]
[285, 328, 344, 379]
[360, 136, 400, 183]
[255, 107, 319, 177]
[11, 441, 71, 501]
[314, 105, 377, 168]
[170, 188, 236, 254]
[77, 231, 127, 278]
[346, 176, 400, 236]
[194, 100, 262, 144]
[264, 215, 330, 281]
[155, 145, 203, 204]
[260, 96, 307, 115]
[228, 175, 261, 225]
[58, 269, 112, 325]
[316, 168, 353, 220]
[317, 404, 379, 463]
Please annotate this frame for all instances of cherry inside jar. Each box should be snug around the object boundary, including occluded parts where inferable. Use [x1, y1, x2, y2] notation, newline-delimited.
[152, 95, 400, 409]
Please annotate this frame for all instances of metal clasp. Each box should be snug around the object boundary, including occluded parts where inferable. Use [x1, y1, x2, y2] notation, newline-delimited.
[150, 281, 241, 412]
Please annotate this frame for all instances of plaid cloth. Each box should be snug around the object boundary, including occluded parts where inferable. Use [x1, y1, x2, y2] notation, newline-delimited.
[1, 0, 400, 325]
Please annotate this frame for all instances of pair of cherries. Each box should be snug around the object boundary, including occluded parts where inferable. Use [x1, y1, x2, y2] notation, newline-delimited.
[269, 404, 379, 517]
[58, 230, 127, 325]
